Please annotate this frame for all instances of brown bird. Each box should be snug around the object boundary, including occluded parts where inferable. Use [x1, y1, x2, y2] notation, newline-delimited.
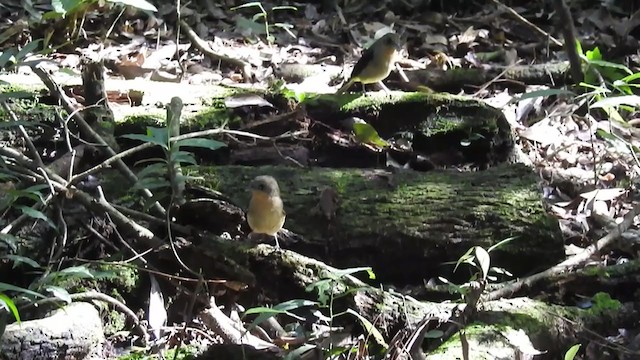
[247, 175, 286, 249]
[336, 32, 402, 94]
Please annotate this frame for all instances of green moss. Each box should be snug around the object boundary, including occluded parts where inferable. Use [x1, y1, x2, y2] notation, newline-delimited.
[103, 309, 126, 335]
[187, 108, 239, 129]
[589, 292, 621, 315]
[98, 263, 140, 294]
[117, 346, 198, 360]
[119, 114, 164, 126]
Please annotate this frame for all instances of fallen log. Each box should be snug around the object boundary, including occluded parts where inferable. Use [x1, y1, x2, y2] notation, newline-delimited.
[186, 163, 563, 285]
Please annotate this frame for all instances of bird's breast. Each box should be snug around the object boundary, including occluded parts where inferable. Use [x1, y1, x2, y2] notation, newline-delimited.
[247, 196, 285, 236]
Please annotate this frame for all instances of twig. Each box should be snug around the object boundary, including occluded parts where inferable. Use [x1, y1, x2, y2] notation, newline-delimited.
[199, 296, 280, 350]
[113, 204, 193, 235]
[180, 20, 252, 82]
[74, 258, 229, 284]
[491, 0, 563, 47]
[30, 63, 166, 216]
[70, 128, 290, 185]
[1, 101, 46, 168]
[0, 146, 156, 242]
[552, 0, 583, 83]
[472, 59, 523, 97]
[240, 109, 301, 130]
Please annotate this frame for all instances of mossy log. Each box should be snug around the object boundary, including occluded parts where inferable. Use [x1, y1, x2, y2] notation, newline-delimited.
[401, 62, 572, 92]
[190, 242, 638, 359]
[189, 163, 563, 285]
[306, 91, 514, 169]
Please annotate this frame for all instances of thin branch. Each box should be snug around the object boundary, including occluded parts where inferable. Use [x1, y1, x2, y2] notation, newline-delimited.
[491, 0, 563, 47]
[484, 200, 640, 300]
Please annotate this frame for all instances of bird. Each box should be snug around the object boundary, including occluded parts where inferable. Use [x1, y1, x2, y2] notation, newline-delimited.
[336, 32, 402, 94]
[247, 175, 286, 249]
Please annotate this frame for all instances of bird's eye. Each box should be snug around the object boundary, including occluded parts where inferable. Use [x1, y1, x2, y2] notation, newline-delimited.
[258, 183, 265, 191]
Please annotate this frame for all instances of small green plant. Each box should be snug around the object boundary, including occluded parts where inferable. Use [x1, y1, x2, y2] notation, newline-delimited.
[0, 40, 43, 71]
[49, 0, 157, 18]
[231, 2, 297, 44]
[121, 121, 226, 209]
[0, 260, 107, 336]
[456, 237, 515, 279]
[576, 41, 636, 94]
[0, 179, 55, 230]
[242, 267, 385, 359]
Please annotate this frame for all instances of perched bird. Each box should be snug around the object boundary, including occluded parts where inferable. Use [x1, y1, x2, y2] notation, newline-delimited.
[336, 32, 402, 94]
[247, 175, 286, 249]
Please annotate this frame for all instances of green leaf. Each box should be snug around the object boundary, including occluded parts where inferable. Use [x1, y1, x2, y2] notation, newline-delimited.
[591, 95, 640, 108]
[454, 247, 475, 273]
[575, 39, 583, 56]
[305, 279, 331, 305]
[0, 294, 20, 323]
[15, 40, 42, 62]
[243, 306, 288, 317]
[106, 0, 158, 12]
[487, 236, 518, 252]
[136, 163, 166, 178]
[345, 308, 388, 348]
[474, 247, 490, 281]
[121, 127, 169, 149]
[620, 72, 640, 83]
[142, 192, 168, 211]
[564, 344, 581, 360]
[245, 307, 305, 331]
[273, 299, 318, 311]
[0, 234, 19, 252]
[59, 266, 94, 279]
[589, 59, 632, 75]
[175, 138, 226, 151]
[0, 172, 16, 180]
[51, 0, 84, 15]
[283, 344, 315, 360]
[272, 6, 297, 11]
[231, 2, 263, 11]
[245, 299, 317, 318]
[424, 329, 444, 338]
[169, 150, 197, 165]
[133, 178, 170, 191]
[0, 92, 36, 102]
[0, 49, 16, 69]
[0, 282, 46, 299]
[46, 286, 71, 303]
[353, 123, 388, 147]
[331, 266, 375, 279]
[596, 128, 617, 141]
[16, 206, 56, 230]
[2, 255, 40, 269]
[235, 17, 266, 35]
[585, 47, 602, 61]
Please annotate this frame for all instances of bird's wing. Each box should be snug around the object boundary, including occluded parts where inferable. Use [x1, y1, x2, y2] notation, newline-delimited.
[349, 45, 376, 81]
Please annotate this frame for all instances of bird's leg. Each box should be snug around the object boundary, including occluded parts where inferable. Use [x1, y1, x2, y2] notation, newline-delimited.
[361, 83, 370, 97]
[273, 233, 281, 249]
[378, 81, 391, 95]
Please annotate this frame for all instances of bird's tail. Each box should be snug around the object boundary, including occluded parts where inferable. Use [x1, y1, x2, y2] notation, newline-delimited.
[336, 78, 355, 94]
